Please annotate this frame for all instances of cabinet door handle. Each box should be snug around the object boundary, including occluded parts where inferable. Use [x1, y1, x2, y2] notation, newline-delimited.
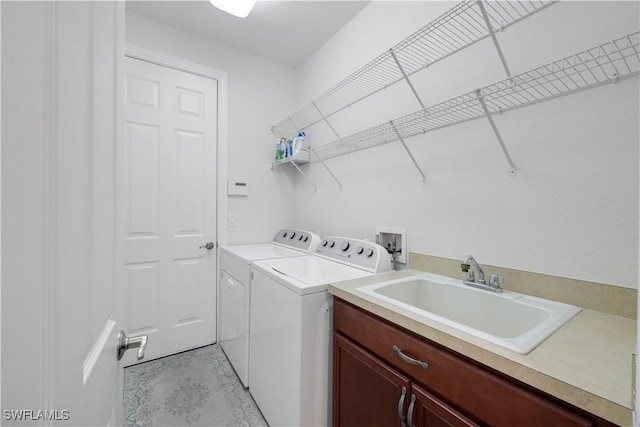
[398, 386, 407, 427]
[407, 394, 416, 427]
[393, 345, 429, 369]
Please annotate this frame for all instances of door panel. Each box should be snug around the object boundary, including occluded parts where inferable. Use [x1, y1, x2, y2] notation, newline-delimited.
[176, 130, 205, 234]
[2, 1, 125, 424]
[333, 333, 411, 427]
[121, 57, 217, 365]
[124, 123, 160, 237]
[126, 262, 160, 334]
[411, 383, 479, 427]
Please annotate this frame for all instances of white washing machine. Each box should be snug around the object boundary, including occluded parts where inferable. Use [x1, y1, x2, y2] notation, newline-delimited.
[249, 237, 392, 427]
[219, 229, 321, 387]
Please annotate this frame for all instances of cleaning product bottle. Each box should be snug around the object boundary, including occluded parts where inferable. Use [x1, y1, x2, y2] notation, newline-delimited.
[287, 140, 293, 157]
[276, 137, 285, 160]
[292, 131, 308, 155]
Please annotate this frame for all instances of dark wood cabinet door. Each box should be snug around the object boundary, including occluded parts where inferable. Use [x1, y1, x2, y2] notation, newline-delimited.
[333, 333, 411, 427]
[409, 383, 479, 427]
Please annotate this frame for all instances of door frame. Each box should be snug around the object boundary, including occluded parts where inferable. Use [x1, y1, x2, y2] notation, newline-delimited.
[120, 44, 229, 345]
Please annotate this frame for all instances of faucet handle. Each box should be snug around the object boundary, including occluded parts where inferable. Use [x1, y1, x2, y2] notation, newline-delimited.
[489, 274, 504, 287]
[464, 270, 475, 282]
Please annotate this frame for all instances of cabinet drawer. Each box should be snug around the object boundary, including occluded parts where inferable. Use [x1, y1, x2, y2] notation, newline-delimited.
[334, 298, 596, 427]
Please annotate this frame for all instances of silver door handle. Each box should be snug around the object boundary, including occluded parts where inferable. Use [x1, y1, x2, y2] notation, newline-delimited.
[398, 386, 407, 427]
[407, 394, 416, 427]
[117, 330, 148, 361]
[199, 242, 214, 250]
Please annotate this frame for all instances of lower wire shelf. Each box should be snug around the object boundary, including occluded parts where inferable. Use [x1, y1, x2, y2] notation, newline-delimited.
[310, 31, 639, 166]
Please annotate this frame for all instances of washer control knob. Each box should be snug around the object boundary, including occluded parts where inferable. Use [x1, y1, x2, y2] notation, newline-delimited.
[282, 231, 288, 239]
[321, 239, 328, 247]
[356, 246, 364, 255]
[290, 232, 296, 239]
[365, 248, 374, 257]
[340, 241, 350, 251]
[328, 240, 335, 248]
[303, 236, 309, 242]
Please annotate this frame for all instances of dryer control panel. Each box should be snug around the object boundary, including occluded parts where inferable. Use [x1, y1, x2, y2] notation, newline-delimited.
[315, 237, 392, 273]
[272, 229, 321, 253]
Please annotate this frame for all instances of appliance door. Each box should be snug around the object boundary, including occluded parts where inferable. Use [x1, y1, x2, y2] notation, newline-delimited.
[257, 256, 372, 295]
[219, 270, 249, 386]
[222, 243, 305, 262]
[249, 267, 332, 427]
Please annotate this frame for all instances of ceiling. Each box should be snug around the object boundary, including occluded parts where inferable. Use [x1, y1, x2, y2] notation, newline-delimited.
[125, 1, 370, 69]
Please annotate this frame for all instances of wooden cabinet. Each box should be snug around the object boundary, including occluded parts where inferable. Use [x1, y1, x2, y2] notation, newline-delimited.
[333, 298, 617, 427]
[334, 333, 477, 427]
[333, 333, 410, 426]
[410, 383, 479, 427]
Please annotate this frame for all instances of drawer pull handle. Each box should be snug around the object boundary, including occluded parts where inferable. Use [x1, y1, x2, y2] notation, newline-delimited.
[407, 394, 416, 427]
[397, 386, 407, 427]
[393, 345, 429, 369]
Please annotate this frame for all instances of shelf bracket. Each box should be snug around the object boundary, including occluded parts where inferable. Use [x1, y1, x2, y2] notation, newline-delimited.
[311, 101, 342, 140]
[311, 149, 343, 191]
[286, 115, 303, 135]
[477, 1, 514, 83]
[390, 121, 427, 184]
[627, 34, 640, 63]
[277, 107, 343, 191]
[308, 103, 344, 189]
[475, 89, 517, 176]
[288, 160, 317, 192]
[390, 49, 426, 109]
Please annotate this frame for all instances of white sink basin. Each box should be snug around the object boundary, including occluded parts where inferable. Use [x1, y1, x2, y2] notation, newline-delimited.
[357, 272, 581, 354]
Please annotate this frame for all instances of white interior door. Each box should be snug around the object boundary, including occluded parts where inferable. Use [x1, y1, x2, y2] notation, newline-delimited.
[120, 56, 218, 365]
[2, 1, 125, 425]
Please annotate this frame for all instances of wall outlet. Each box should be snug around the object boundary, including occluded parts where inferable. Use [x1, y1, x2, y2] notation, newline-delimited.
[376, 226, 407, 264]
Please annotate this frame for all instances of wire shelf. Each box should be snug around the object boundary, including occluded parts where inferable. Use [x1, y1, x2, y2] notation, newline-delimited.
[272, 0, 556, 133]
[307, 31, 640, 163]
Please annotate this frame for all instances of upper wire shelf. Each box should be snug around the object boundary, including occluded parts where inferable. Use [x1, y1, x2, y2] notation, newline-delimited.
[307, 31, 640, 163]
[272, 0, 556, 133]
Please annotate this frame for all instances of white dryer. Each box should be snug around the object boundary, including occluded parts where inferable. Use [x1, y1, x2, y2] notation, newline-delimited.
[249, 237, 392, 427]
[219, 229, 320, 387]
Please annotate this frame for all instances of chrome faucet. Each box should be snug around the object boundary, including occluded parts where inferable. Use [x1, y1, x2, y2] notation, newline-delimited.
[461, 255, 485, 284]
[460, 255, 503, 293]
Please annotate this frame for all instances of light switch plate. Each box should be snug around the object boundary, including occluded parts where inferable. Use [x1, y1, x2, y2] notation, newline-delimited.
[228, 213, 238, 228]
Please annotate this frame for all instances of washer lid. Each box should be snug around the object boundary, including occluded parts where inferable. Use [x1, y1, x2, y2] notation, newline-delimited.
[222, 243, 307, 262]
[253, 256, 373, 295]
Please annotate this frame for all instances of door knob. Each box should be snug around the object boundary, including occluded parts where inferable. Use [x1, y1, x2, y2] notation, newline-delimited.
[199, 241, 215, 250]
[117, 330, 148, 361]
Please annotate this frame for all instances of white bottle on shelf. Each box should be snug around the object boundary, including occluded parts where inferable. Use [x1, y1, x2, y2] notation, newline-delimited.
[292, 131, 309, 156]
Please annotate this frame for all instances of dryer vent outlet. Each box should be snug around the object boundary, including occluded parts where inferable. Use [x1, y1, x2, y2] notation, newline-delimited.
[375, 226, 407, 265]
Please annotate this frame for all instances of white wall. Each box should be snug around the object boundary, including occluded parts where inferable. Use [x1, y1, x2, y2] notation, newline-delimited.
[293, 1, 639, 289]
[126, 12, 298, 245]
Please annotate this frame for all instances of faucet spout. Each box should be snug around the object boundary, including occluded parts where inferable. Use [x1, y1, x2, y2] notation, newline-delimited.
[460, 255, 503, 292]
[461, 255, 485, 284]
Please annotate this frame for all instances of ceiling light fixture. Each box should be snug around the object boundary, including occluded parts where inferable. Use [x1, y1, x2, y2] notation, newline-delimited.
[208, 0, 257, 18]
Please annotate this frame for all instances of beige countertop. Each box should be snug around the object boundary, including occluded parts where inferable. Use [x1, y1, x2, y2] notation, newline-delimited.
[328, 269, 636, 426]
